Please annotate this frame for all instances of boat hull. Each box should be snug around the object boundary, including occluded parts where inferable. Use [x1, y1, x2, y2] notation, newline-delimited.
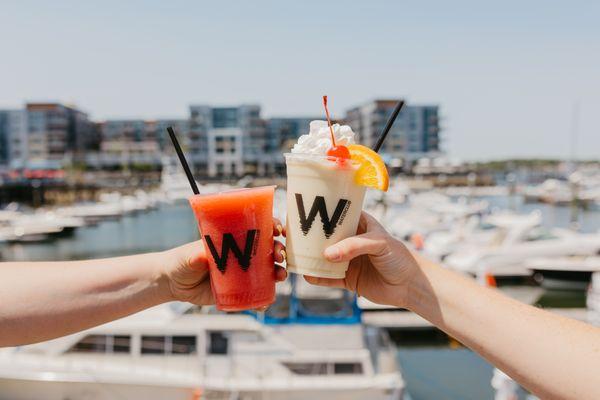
[0, 378, 403, 400]
[533, 269, 593, 290]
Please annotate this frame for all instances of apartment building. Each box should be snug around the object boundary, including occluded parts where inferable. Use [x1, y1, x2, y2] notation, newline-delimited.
[345, 99, 440, 168]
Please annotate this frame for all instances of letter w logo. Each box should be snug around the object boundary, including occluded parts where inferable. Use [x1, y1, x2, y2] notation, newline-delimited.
[295, 194, 350, 239]
[204, 229, 258, 273]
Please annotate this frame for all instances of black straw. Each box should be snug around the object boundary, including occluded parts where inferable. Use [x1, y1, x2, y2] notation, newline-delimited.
[167, 126, 200, 195]
[372, 100, 405, 153]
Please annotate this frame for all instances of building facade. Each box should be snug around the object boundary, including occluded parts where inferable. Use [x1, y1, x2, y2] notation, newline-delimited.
[25, 103, 93, 166]
[92, 119, 189, 169]
[189, 105, 265, 178]
[0, 110, 28, 167]
[265, 117, 318, 173]
[1, 99, 442, 176]
[345, 99, 440, 168]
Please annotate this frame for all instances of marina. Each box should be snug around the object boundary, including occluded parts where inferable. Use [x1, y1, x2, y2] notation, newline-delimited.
[2, 3, 599, 398]
[0, 168, 599, 399]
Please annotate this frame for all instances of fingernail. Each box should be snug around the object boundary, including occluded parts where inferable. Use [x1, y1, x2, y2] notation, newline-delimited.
[280, 249, 287, 260]
[324, 246, 341, 261]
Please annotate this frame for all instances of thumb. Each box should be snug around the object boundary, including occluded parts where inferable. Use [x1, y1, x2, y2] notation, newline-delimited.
[323, 232, 388, 262]
[176, 241, 209, 272]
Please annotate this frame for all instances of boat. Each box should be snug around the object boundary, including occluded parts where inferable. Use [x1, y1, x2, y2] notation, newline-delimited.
[526, 256, 600, 290]
[424, 211, 541, 261]
[22, 211, 86, 236]
[387, 192, 488, 241]
[587, 272, 600, 326]
[161, 156, 197, 203]
[444, 216, 600, 275]
[0, 277, 405, 400]
[0, 224, 63, 243]
[56, 202, 123, 224]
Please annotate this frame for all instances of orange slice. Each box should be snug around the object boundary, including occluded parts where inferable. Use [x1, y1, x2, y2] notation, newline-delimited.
[347, 144, 389, 191]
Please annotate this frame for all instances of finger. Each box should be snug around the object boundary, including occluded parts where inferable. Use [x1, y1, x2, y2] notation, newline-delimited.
[190, 281, 215, 306]
[272, 218, 283, 237]
[356, 212, 368, 234]
[358, 211, 383, 234]
[253, 306, 269, 312]
[303, 275, 346, 289]
[275, 264, 287, 281]
[182, 241, 209, 272]
[274, 240, 286, 263]
[323, 232, 387, 263]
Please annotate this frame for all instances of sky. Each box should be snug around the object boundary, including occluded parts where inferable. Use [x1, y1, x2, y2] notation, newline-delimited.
[1, 0, 599, 161]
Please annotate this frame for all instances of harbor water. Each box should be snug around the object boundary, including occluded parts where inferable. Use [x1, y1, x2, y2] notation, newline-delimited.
[1, 194, 598, 399]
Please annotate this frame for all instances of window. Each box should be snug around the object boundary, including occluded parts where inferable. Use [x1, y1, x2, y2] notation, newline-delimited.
[334, 362, 363, 374]
[212, 108, 238, 128]
[113, 335, 131, 353]
[70, 334, 107, 353]
[171, 336, 197, 354]
[283, 362, 363, 375]
[208, 331, 228, 355]
[283, 362, 328, 375]
[141, 335, 197, 355]
[525, 228, 559, 241]
[215, 136, 236, 154]
[141, 335, 165, 354]
[69, 334, 131, 354]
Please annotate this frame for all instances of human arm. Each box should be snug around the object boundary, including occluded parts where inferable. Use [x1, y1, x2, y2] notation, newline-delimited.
[305, 212, 600, 400]
[0, 220, 286, 347]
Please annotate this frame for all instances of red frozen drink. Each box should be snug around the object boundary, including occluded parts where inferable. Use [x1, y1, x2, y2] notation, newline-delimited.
[189, 186, 276, 311]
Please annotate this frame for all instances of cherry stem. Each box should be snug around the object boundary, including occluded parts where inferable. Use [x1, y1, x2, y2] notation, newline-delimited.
[322, 95, 336, 146]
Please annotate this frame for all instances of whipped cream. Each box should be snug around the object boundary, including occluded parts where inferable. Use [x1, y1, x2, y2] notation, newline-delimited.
[291, 120, 356, 155]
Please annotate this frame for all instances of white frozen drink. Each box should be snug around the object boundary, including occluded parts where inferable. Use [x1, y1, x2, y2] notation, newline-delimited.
[285, 121, 366, 278]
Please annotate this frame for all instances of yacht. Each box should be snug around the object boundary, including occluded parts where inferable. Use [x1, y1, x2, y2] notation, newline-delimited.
[56, 202, 123, 224]
[444, 212, 600, 275]
[424, 211, 541, 261]
[526, 256, 600, 290]
[0, 279, 404, 400]
[161, 156, 197, 203]
[387, 192, 488, 241]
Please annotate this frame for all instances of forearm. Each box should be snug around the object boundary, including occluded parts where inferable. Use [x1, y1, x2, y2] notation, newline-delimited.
[406, 257, 600, 400]
[0, 253, 172, 347]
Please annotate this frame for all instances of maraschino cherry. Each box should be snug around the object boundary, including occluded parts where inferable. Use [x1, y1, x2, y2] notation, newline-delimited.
[322, 95, 350, 160]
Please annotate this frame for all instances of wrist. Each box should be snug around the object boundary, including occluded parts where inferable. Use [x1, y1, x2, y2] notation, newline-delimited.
[150, 251, 177, 304]
[396, 247, 429, 311]
[400, 251, 432, 312]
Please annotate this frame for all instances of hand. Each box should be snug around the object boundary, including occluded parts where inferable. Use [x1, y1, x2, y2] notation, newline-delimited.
[304, 211, 419, 308]
[158, 218, 287, 307]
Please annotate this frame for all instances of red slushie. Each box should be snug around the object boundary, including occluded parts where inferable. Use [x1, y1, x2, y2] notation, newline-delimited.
[189, 186, 276, 311]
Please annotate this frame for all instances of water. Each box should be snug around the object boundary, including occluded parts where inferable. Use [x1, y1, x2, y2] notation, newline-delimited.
[398, 348, 495, 400]
[1, 196, 598, 398]
[1, 203, 198, 262]
[478, 193, 600, 233]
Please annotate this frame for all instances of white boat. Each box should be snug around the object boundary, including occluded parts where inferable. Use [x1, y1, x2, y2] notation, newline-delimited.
[161, 156, 198, 203]
[587, 272, 600, 326]
[0, 211, 79, 243]
[387, 193, 488, 241]
[424, 211, 541, 261]
[56, 202, 123, 224]
[444, 213, 600, 275]
[526, 256, 600, 290]
[0, 224, 63, 243]
[523, 179, 573, 205]
[0, 290, 404, 399]
[523, 175, 598, 207]
[23, 211, 86, 235]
